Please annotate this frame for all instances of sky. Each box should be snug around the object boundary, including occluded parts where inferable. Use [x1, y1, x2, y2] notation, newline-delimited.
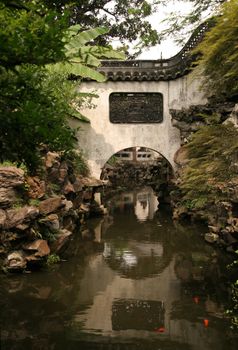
[138, 1, 193, 59]
[107, 0, 195, 60]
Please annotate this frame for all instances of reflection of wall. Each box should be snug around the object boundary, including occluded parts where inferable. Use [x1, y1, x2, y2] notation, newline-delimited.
[67, 188, 229, 349]
[112, 299, 165, 331]
[73, 255, 180, 336]
[135, 188, 159, 221]
[112, 187, 159, 222]
[71, 253, 225, 350]
[122, 193, 134, 204]
[127, 241, 163, 257]
[134, 195, 149, 221]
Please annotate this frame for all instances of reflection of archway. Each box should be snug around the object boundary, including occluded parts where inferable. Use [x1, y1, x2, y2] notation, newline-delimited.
[103, 245, 172, 279]
[101, 187, 173, 279]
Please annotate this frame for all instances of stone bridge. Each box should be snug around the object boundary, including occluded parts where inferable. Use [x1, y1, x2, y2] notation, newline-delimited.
[72, 23, 209, 179]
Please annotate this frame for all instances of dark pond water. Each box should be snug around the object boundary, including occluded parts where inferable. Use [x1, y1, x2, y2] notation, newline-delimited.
[0, 187, 237, 350]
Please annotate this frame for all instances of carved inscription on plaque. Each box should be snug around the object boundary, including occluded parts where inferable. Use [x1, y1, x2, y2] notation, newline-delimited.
[109, 92, 163, 124]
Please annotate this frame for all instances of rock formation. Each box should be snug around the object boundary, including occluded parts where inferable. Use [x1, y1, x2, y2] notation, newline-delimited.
[0, 152, 106, 273]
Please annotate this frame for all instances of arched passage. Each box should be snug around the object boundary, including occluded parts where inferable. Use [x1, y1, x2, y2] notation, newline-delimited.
[72, 77, 199, 179]
[100, 146, 173, 204]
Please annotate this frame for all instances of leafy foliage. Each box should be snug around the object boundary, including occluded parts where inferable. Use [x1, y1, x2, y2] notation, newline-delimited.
[194, 0, 238, 100]
[0, 2, 124, 172]
[54, 24, 125, 82]
[0, 66, 76, 170]
[226, 251, 238, 329]
[155, 0, 224, 44]
[46, 254, 61, 266]
[43, 0, 159, 56]
[0, 1, 67, 68]
[230, 279, 238, 328]
[179, 123, 238, 209]
[62, 150, 90, 177]
[0, 2, 72, 170]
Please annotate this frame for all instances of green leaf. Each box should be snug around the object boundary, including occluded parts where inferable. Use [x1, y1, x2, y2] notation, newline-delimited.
[66, 27, 109, 49]
[77, 92, 99, 99]
[70, 63, 106, 82]
[67, 24, 82, 35]
[70, 111, 90, 123]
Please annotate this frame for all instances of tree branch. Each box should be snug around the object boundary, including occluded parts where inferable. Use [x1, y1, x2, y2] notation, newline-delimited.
[100, 7, 115, 18]
[2, 1, 30, 12]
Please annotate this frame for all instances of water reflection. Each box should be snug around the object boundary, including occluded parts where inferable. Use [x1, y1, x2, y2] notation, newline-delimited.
[0, 187, 237, 350]
[112, 299, 165, 331]
[102, 242, 167, 279]
[109, 187, 159, 222]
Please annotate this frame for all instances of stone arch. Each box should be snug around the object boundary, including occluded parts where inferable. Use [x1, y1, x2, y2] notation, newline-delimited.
[99, 146, 174, 181]
[74, 118, 180, 179]
[74, 75, 207, 179]
[104, 146, 174, 167]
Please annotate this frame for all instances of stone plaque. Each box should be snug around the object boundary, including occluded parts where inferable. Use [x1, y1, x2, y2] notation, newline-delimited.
[109, 92, 163, 123]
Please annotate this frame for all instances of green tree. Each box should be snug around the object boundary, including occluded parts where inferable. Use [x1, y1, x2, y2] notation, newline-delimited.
[179, 123, 238, 209]
[0, 1, 124, 171]
[43, 0, 160, 56]
[155, 0, 225, 44]
[194, 0, 238, 100]
[0, 1, 67, 68]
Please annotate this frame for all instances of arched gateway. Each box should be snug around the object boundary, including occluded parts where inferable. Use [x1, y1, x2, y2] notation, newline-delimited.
[72, 24, 209, 179]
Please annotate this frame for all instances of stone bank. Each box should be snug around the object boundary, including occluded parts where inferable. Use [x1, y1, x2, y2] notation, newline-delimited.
[0, 152, 107, 273]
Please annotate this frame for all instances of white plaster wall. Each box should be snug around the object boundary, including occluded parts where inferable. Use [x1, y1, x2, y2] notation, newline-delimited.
[72, 74, 206, 178]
